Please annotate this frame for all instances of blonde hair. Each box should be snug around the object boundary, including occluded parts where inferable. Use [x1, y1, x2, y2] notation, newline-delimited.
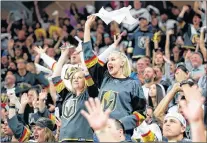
[69, 68, 87, 94]
[43, 127, 56, 142]
[109, 51, 131, 77]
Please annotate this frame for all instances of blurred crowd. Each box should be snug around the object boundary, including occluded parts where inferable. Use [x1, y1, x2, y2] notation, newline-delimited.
[1, 1, 207, 142]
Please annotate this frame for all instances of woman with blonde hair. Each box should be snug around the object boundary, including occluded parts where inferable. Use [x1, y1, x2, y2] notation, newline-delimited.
[82, 15, 146, 140]
[42, 127, 56, 142]
[51, 45, 99, 142]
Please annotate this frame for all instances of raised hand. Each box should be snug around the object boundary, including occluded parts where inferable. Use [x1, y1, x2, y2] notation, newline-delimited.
[34, 1, 38, 5]
[32, 94, 39, 109]
[21, 93, 28, 105]
[113, 32, 125, 47]
[182, 5, 190, 12]
[55, 117, 62, 128]
[163, 55, 171, 64]
[7, 93, 18, 105]
[175, 68, 189, 83]
[81, 98, 111, 131]
[48, 104, 56, 112]
[8, 39, 14, 48]
[180, 85, 205, 123]
[85, 15, 96, 28]
[200, 26, 206, 33]
[34, 46, 47, 55]
[39, 90, 48, 101]
[171, 82, 182, 93]
[60, 42, 70, 55]
[166, 29, 174, 36]
[185, 49, 192, 60]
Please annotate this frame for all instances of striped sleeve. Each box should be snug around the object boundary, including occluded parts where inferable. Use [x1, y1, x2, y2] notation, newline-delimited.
[141, 130, 155, 142]
[133, 111, 145, 126]
[139, 121, 156, 142]
[52, 76, 65, 94]
[18, 127, 31, 142]
[49, 113, 56, 125]
[83, 41, 104, 68]
[85, 75, 94, 87]
[85, 55, 104, 68]
[39, 108, 56, 125]
[8, 115, 31, 142]
[83, 41, 107, 88]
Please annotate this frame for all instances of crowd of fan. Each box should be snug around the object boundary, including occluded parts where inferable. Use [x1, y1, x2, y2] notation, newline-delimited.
[1, 1, 207, 142]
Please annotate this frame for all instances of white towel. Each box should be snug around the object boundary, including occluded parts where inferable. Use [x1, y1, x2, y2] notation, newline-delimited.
[93, 5, 137, 25]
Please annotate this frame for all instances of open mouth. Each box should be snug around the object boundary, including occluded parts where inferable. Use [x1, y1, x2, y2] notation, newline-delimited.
[34, 134, 39, 140]
[108, 65, 114, 72]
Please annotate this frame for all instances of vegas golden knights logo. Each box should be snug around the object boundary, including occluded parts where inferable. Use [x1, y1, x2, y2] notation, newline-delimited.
[62, 99, 77, 119]
[100, 90, 117, 111]
[64, 67, 78, 80]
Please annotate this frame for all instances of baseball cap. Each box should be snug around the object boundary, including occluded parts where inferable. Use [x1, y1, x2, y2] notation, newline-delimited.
[166, 19, 178, 30]
[35, 117, 55, 131]
[176, 63, 189, 73]
[165, 112, 187, 128]
[139, 12, 151, 22]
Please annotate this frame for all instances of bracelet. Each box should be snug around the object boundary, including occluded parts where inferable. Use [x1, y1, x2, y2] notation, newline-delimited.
[180, 79, 194, 87]
[9, 105, 16, 109]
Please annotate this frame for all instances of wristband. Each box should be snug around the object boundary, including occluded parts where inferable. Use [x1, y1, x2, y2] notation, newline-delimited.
[180, 79, 194, 87]
[9, 105, 16, 109]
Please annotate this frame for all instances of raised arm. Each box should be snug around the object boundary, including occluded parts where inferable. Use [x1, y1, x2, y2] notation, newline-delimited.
[7, 93, 31, 142]
[180, 84, 206, 142]
[34, 1, 43, 23]
[165, 29, 174, 59]
[98, 33, 123, 63]
[54, 34, 64, 55]
[53, 10, 59, 27]
[48, 79, 57, 105]
[193, 1, 203, 15]
[83, 15, 107, 88]
[34, 46, 57, 71]
[152, 40, 159, 66]
[145, 37, 150, 57]
[52, 45, 69, 77]
[154, 83, 182, 127]
[200, 26, 207, 62]
[38, 90, 48, 113]
[18, 93, 29, 114]
[7, 21, 13, 33]
[178, 5, 189, 21]
[7, 39, 15, 57]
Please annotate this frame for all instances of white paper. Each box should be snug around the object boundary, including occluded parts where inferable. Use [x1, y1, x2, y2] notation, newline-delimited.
[93, 5, 137, 25]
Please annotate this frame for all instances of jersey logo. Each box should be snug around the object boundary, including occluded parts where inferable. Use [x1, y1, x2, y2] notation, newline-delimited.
[137, 36, 148, 49]
[100, 90, 118, 112]
[64, 67, 78, 80]
[62, 98, 77, 119]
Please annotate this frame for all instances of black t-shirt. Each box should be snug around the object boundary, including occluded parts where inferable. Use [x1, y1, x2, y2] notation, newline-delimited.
[24, 104, 34, 125]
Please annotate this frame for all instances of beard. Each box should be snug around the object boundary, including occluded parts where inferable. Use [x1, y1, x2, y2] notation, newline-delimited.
[144, 78, 152, 83]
